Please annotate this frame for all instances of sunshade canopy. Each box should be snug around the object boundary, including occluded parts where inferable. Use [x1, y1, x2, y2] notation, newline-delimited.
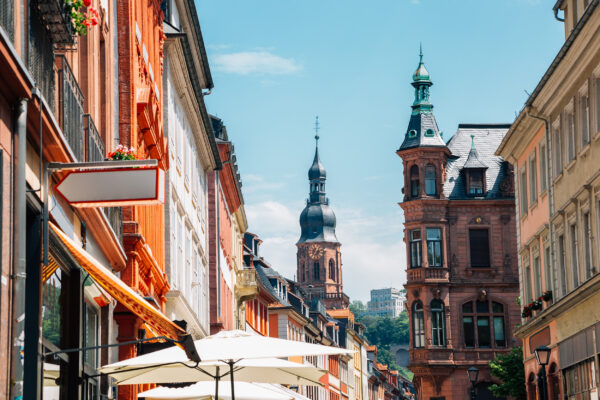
[101, 357, 326, 386]
[138, 381, 291, 400]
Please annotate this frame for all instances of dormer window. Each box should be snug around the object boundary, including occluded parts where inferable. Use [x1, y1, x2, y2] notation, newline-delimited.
[408, 129, 417, 138]
[424, 129, 434, 137]
[468, 170, 484, 196]
[410, 165, 420, 198]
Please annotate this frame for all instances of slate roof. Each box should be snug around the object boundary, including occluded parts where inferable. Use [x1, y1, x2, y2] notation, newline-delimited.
[443, 124, 511, 200]
[398, 112, 446, 151]
[254, 263, 290, 307]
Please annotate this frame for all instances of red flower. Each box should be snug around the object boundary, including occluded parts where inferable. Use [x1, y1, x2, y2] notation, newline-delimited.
[83, 0, 91, 7]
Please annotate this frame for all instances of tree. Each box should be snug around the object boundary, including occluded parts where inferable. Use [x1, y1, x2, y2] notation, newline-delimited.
[488, 347, 527, 400]
[349, 300, 367, 316]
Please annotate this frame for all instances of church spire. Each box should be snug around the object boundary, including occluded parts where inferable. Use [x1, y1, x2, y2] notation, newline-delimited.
[308, 116, 327, 203]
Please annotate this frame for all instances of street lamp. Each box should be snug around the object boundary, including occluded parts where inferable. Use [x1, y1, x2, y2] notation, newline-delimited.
[535, 345, 551, 400]
[467, 367, 479, 400]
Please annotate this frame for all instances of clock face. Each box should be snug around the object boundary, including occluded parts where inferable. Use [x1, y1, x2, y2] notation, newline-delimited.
[308, 244, 324, 260]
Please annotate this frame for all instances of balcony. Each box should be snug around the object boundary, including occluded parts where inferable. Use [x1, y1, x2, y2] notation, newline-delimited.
[324, 292, 350, 305]
[84, 114, 105, 162]
[407, 267, 449, 283]
[57, 55, 84, 160]
[33, 0, 75, 46]
[235, 268, 258, 303]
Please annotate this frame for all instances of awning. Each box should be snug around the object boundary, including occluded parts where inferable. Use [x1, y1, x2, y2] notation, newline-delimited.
[50, 222, 185, 340]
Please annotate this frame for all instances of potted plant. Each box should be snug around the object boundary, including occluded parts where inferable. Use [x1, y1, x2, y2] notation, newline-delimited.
[66, 0, 99, 36]
[542, 290, 552, 302]
[531, 300, 542, 311]
[107, 144, 138, 161]
[521, 305, 532, 318]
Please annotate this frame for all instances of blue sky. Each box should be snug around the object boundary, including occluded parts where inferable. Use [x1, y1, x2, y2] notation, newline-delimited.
[196, 0, 564, 302]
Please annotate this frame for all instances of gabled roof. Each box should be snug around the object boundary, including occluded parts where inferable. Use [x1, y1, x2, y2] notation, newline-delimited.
[443, 124, 511, 200]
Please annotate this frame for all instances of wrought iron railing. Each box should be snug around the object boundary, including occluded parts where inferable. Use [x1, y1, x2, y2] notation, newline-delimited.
[33, 0, 75, 46]
[57, 55, 84, 161]
[0, 0, 14, 41]
[84, 114, 105, 162]
[28, 4, 56, 112]
[103, 207, 123, 245]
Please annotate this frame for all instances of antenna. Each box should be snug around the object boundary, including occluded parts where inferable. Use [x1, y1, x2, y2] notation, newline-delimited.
[314, 116, 320, 145]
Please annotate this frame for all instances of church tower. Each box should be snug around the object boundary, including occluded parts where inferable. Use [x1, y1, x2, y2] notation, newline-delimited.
[296, 118, 348, 309]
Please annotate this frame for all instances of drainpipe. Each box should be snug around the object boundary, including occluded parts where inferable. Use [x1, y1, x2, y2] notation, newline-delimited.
[526, 107, 557, 294]
[10, 97, 28, 399]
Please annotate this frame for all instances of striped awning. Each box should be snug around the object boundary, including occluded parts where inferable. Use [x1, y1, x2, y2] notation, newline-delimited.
[49, 222, 185, 340]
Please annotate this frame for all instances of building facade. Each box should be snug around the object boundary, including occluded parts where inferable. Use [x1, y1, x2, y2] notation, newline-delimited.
[296, 132, 349, 310]
[497, 1, 600, 398]
[397, 53, 521, 400]
[162, 0, 216, 339]
[367, 287, 405, 318]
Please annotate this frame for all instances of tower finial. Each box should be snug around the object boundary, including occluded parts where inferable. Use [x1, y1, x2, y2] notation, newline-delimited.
[314, 116, 320, 146]
[470, 134, 475, 149]
[419, 43, 423, 63]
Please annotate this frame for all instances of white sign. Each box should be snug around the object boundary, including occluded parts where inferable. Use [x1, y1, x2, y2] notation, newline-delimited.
[55, 167, 165, 207]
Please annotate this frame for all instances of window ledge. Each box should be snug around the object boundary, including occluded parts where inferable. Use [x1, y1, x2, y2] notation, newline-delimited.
[540, 189, 548, 198]
[565, 158, 576, 172]
[529, 200, 538, 211]
[579, 142, 591, 158]
[593, 130, 600, 142]
[553, 172, 563, 185]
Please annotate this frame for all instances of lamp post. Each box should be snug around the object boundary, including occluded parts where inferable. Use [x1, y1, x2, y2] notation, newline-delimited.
[535, 345, 551, 400]
[467, 367, 479, 400]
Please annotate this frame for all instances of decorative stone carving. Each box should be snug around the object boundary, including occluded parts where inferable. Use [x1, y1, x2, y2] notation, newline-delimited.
[469, 216, 489, 225]
[499, 162, 515, 197]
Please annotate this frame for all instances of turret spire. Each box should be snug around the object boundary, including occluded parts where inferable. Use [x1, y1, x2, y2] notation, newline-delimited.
[314, 116, 320, 146]
[412, 46, 433, 115]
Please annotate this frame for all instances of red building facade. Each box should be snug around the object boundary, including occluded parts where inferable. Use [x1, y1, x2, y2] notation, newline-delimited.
[397, 53, 521, 400]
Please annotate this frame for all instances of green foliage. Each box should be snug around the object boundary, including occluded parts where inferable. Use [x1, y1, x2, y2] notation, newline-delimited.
[488, 347, 527, 400]
[353, 310, 412, 379]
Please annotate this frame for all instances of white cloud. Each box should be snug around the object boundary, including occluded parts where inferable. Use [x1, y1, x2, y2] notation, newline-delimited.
[242, 174, 286, 194]
[212, 51, 302, 75]
[245, 200, 406, 303]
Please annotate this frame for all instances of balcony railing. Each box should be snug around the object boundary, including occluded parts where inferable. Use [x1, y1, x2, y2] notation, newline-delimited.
[28, 5, 56, 112]
[407, 267, 449, 282]
[236, 268, 258, 302]
[0, 0, 14, 41]
[57, 55, 84, 161]
[324, 292, 350, 304]
[84, 114, 105, 162]
[103, 207, 122, 245]
[33, 0, 75, 45]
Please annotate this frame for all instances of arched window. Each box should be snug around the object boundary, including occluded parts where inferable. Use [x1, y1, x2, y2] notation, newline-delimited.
[412, 301, 425, 348]
[462, 300, 506, 348]
[329, 259, 335, 280]
[313, 262, 320, 280]
[430, 299, 446, 347]
[425, 164, 436, 196]
[410, 165, 420, 198]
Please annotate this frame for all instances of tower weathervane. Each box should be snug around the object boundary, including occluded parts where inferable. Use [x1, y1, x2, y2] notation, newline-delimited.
[314, 116, 320, 145]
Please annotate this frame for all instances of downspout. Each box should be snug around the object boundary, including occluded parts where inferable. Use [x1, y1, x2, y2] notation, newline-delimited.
[10, 97, 28, 399]
[525, 107, 557, 294]
[216, 170, 221, 321]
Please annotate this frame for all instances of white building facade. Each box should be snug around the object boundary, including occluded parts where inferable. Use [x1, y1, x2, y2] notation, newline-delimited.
[367, 288, 405, 318]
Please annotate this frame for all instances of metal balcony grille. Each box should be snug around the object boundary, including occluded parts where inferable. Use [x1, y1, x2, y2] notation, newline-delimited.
[28, 5, 55, 112]
[84, 114, 105, 162]
[103, 207, 123, 245]
[0, 0, 14, 41]
[33, 0, 75, 46]
[57, 55, 84, 161]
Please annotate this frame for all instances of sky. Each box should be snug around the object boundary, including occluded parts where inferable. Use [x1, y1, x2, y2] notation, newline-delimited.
[195, 0, 564, 302]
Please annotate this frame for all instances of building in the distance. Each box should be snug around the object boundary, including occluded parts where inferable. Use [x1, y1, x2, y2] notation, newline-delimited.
[397, 51, 521, 400]
[367, 287, 405, 318]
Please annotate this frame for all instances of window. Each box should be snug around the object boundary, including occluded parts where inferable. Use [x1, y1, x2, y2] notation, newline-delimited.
[410, 229, 422, 268]
[469, 229, 490, 267]
[529, 152, 537, 205]
[566, 108, 576, 161]
[329, 259, 335, 281]
[559, 234, 567, 296]
[519, 167, 528, 215]
[544, 245, 553, 294]
[580, 91, 590, 146]
[468, 170, 484, 196]
[425, 129, 434, 137]
[583, 212, 593, 280]
[553, 121, 563, 177]
[430, 300, 446, 347]
[408, 129, 417, 138]
[412, 301, 425, 348]
[596, 77, 600, 134]
[313, 262, 320, 280]
[425, 164, 436, 196]
[426, 228, 443, 267]
[564, 359, 596, 400]
[410, 165, 420, 198]
[462, 300, 506, 348]
[540, 142, 548, 193]
[524, 257, 532, 304]
[570, 223, 580, 288]
[533, 255, 542, 299]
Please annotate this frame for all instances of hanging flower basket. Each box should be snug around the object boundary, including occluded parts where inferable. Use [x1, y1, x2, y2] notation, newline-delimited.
[65, 0, 99, 36]
[107, 144, 138, 161]
[521, 306, 532, 318]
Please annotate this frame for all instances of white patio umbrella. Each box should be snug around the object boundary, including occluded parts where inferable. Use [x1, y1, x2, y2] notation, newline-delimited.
[102, 330, 352, 400]
[103, 357, 325, 386]
[138, 381, 292, 400]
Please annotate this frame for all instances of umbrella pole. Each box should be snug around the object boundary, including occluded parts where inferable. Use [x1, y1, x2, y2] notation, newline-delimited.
[215, 366, 219, 400]
[228, 360, 235, 400]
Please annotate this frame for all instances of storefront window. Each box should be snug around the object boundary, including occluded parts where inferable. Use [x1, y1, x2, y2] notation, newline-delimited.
[42, 268, 63, 348]
[564, 359, 596, 400]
